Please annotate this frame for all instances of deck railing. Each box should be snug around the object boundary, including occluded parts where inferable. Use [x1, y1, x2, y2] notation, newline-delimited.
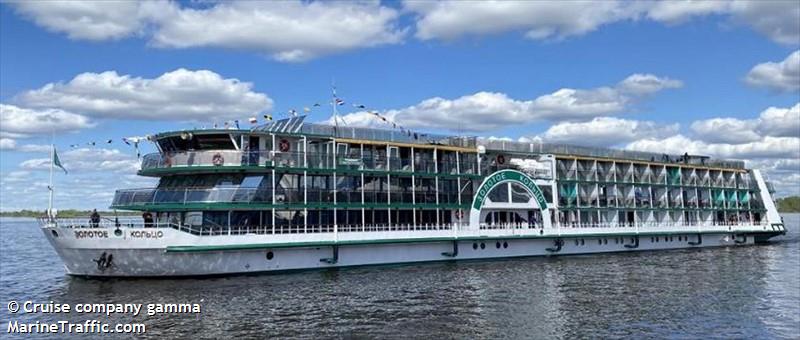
[42, 217, 769, 237]
[140, 150, 479, 174]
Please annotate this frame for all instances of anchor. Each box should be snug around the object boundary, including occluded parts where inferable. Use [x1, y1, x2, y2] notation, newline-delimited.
[92, 252, 114, 271]
[441, 240, 459, 257]
[546, 239, 564, 252]
[320, 245, 339, 264]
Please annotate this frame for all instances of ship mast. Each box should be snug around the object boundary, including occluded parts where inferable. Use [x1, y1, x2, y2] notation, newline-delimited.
[47, 135, 55, 220]
[332, 80, 338, 134]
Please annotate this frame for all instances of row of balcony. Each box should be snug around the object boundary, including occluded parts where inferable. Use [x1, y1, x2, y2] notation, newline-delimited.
[556, 170, 754, 188]
[559, 197, 763, 210]
[141, 150, 479, 175]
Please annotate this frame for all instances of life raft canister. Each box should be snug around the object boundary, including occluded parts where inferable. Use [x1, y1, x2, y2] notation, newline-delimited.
[212, 153, 224, 166]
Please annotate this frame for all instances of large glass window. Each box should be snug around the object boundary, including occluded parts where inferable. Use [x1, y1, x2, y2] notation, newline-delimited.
[391, 176, 414, 203]
[415, 177, 436, 203]
[336, 175, 362, 204]
[276, 173, 304, 204]
[439, 179, 458, 204]
[364, 176, 388, 203]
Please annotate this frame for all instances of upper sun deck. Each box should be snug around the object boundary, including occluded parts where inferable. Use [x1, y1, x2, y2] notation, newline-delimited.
[143, 116, 746, 176]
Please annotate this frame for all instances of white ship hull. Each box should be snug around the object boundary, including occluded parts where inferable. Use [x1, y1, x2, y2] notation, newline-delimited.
[42, 224, 785, 277]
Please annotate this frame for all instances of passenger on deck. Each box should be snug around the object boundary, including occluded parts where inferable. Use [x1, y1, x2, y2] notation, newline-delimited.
[90, 209, 100, 227]
[142, 211, 154, 228]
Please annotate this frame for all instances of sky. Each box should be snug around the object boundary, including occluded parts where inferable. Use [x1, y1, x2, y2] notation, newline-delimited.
[0, 0, 798, 211]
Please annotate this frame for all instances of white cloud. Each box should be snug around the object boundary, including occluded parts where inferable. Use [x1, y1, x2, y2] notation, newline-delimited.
[756, 103, 800, 137]
[626, 135, 799, 160]
[690, 118, 762, 144]
[407, 1, 637, 41]
[17, 144, 54, 153]
[616, 73, 684, 95]
[0, 138, 16, 150]
[537, 117, 680, 147]
[745, 50, 800, 92]
[331, 74, 681, 132]
[406, 0, 800, 46]
[18, 68, 272, 122]
[649, 1, 800, 46]
[10, 1, 165, 41]
[0, 104, 94, 138]
[1, 171, 32, 184]
[729, 1, 800, 46]
[646, 1, 729, 23]
[151, 2, 405, 62]
[20, 148, 140, 174]
[10, 1, 404, 62]
[0, 169, 157, 211]
[690, 103, 799, 143]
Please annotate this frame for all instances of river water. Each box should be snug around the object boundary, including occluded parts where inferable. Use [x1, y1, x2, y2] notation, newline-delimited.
[1, 215, 798, 339]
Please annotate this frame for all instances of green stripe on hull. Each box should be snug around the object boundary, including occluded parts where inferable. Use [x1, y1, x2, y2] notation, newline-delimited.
[165, 229, 775, 253]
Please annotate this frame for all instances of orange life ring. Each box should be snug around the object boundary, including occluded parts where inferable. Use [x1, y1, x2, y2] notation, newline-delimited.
[212, 153, 224, 166]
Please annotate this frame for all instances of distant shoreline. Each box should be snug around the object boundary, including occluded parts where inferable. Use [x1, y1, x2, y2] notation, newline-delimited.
[0, 210, 138, 218]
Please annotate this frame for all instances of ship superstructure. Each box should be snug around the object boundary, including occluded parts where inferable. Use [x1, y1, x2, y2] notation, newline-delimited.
[40, 116, 785, 277]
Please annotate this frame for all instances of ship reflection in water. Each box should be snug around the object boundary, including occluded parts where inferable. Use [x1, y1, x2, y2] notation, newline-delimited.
[1, 215, 798, 338]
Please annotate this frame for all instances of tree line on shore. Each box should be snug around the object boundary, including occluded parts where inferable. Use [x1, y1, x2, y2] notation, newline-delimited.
[0, 209, 130, 218]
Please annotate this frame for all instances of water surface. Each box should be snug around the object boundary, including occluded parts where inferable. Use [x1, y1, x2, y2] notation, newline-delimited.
[1, 215, 798, 339]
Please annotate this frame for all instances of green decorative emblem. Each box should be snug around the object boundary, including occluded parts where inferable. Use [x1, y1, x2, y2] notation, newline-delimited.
[472, 169, 548, 211]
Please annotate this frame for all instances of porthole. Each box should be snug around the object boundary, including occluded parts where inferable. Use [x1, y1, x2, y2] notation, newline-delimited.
[480, 243, 485, 249]
[473, 243, 478, 250]
[656, 237, 659, 242]
[580, 239, 585, 246]
[503, 242, 508, 248]
[598, 239, 602, 245]
[50, 230, 58, 238]
[651, 237, 654, 242]
[604, 239, 608, 245]
[266, 251, 274, 260]
[575, 240, 579, 246]
[114, 228, 122, 237]
[496, 242, 501, 249]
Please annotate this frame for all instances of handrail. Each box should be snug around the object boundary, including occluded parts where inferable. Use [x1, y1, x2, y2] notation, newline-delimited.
[41, 216, 769, 238]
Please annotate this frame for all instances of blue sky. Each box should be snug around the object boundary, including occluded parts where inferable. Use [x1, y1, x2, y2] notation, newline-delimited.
[1, 1, 798, 210]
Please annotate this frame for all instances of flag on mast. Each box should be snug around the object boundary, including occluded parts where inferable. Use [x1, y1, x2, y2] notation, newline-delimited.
[53, 147, 67, 174]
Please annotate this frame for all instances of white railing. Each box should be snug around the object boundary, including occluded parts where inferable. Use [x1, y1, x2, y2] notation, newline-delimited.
[40, 217, 177, 229]
[41, 216, 771, 238]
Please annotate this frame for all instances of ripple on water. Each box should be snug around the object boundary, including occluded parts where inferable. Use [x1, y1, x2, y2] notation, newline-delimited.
[1, 215, 799, 339]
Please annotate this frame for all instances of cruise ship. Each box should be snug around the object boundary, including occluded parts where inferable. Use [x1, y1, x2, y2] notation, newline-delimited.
[40, 116, 786, 277]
